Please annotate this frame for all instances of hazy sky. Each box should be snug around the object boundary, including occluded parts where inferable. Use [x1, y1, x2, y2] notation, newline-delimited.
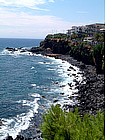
[0, 0, 105, 39]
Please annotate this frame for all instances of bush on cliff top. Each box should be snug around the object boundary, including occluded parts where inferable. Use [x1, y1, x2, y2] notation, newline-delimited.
[41, 105, 105, 140]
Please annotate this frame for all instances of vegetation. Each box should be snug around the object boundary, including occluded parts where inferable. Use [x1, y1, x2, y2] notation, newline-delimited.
[92, 44, 105, 74]
[69, 41, 93, 65]
[46, 33, 67, 40]
[42, 32, 105, 74]
[41, 105, 105, 140]
[94, 33, 105, 43]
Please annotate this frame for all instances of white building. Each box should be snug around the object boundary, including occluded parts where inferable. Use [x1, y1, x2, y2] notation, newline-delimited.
[67, 23, 105, 36]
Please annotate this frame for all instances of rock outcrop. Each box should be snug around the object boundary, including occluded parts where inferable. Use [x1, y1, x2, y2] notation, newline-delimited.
[30, 39, 71, 55]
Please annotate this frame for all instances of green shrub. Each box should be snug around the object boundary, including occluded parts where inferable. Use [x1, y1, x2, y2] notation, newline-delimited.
[41, 105, 105, 140]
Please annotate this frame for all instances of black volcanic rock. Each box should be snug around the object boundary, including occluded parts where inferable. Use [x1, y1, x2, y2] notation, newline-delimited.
[4, 136, 13, 140]
[31, 38, 71, 55]
[30, 47, 43, 54]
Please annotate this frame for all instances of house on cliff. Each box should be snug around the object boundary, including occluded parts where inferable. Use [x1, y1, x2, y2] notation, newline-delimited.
[67, 23, 105, 36]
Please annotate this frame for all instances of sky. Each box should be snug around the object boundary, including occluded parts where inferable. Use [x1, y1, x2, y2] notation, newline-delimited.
[0, 0, 105, 39]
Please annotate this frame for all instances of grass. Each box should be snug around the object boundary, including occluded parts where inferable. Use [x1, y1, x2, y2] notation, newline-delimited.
[41, 105, 105, 140]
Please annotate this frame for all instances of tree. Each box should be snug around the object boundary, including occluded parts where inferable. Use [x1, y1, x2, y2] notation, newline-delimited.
[94, 33, 105, 43]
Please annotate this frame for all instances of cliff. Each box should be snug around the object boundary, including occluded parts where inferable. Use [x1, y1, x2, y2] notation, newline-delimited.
[30, 34, 104, 74]
[30, 38, 71, 55]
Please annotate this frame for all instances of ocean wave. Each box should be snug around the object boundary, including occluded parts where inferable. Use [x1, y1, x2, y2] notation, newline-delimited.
[31, 83, 37, 87]
[0, 49, 30, 57]
[38, 61, 51, 65]
[48, 68, 55, 71]
[0, 48, 42, 57]
[47, 58, 83, 108]
[0, 50, 83, 139]
[30, 93, 41, 98]
[0, 97, 40, 139]
[31, 66, 35, 69]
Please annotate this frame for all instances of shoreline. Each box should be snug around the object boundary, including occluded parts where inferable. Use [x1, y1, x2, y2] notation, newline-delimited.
[4, 53, 104, 140]
[57, 55, 104, 115]
[16, 55, 85, 140]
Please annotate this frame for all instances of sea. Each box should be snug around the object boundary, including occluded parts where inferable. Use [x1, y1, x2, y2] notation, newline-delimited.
[0, 38, 82, 139]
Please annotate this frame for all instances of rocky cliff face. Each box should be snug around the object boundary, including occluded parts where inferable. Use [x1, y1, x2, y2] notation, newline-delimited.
[30, 38, 71, 55]
[30, 36, 104, 74]
[30, 38, 94, 64]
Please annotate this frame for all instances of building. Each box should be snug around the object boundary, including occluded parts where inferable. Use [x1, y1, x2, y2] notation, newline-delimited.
[67, 23, 105, 36]
[83, 36, 93, 43]
[85, 23, 105, 36]
[67, 26, 87, 35]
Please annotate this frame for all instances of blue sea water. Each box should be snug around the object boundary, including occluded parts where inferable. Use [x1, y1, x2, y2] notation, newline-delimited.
[0, 38, 82, 139]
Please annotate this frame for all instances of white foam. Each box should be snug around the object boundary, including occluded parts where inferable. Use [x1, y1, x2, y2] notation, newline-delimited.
[58, 62, 83, 84]
[0, 97, 40, 139]
[31, 84, 36, 87]
[48, 68, 55, 71]
[0, 48, 43, 57]
[38, 61, 50, 65]
[0, 49, 16, 56]
[46, 57, 83, 109]
[30, 93, 41, 98]
[38, 62, 45, 65]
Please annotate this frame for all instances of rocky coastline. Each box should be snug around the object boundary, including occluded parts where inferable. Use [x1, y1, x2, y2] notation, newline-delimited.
[57, 55, 105, 115]
[4, 47, 104, 140]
